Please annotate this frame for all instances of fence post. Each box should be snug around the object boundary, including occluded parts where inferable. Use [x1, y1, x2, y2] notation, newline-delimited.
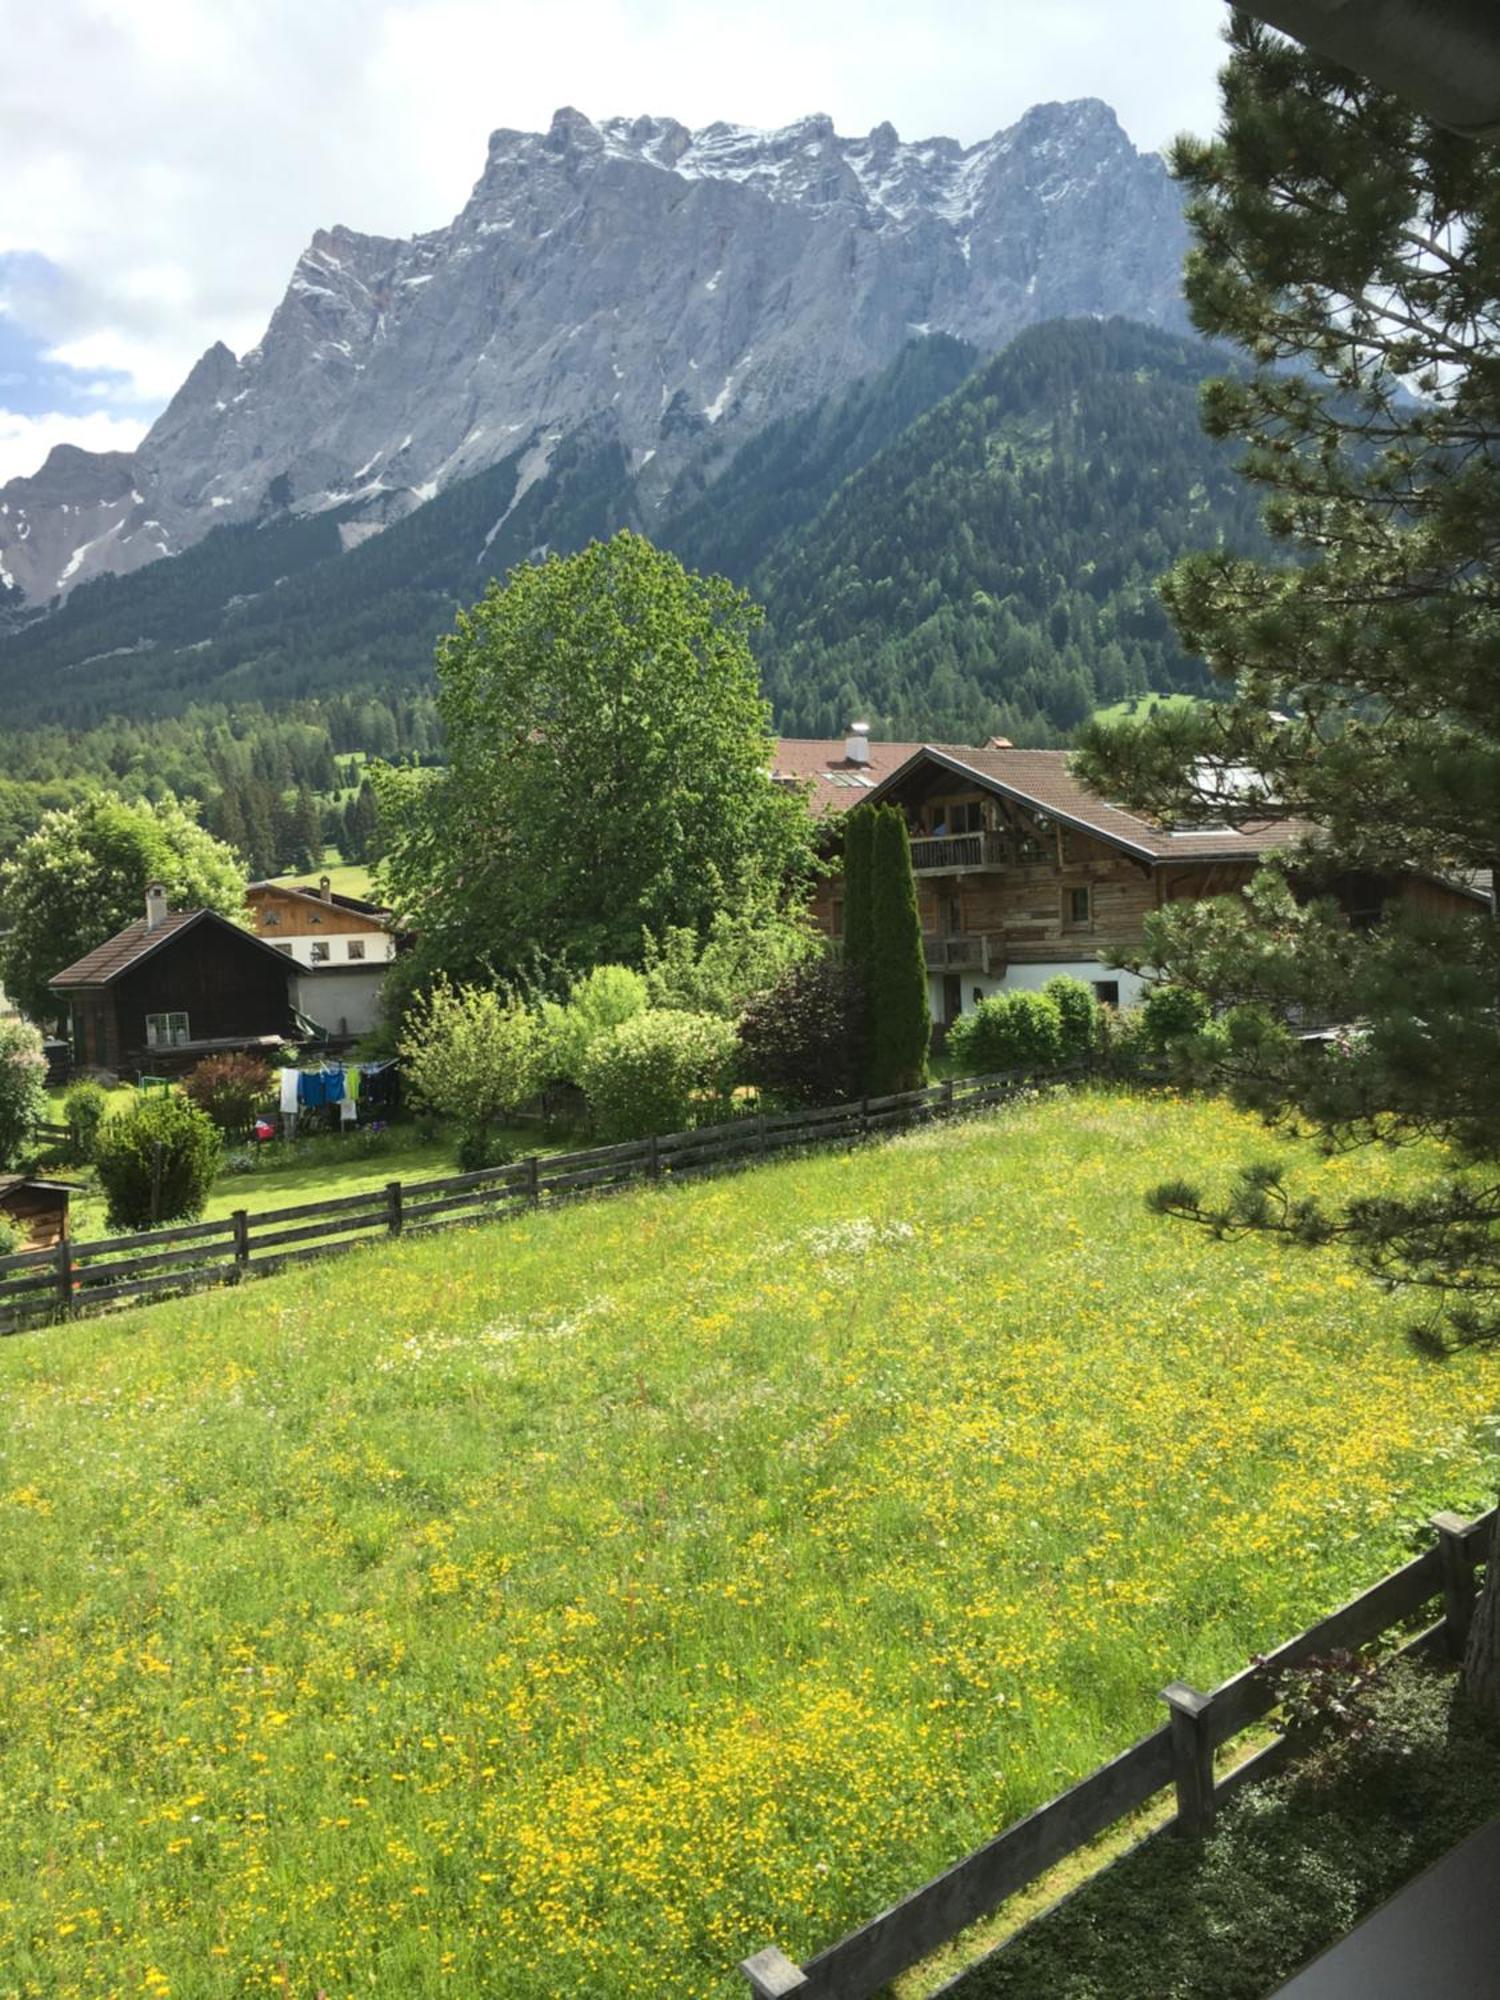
[231, 1208, 250, 1280]
[527, 1154, 541, 1206]
[648, 1131, 660, 1179]
[861, 1095, 870, 1136]
[942, 1076, 955, 1118]
[739, 1946, 808, 1997]
[1161, 1681, 1216, 1835]
[1432, 1511, 1478, 1659]
[386, 1179, 403, 1236]
[54, 1237, 73, 1316]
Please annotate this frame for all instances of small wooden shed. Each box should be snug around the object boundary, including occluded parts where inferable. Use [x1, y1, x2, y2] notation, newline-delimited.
[0, 1176, 74, 1249]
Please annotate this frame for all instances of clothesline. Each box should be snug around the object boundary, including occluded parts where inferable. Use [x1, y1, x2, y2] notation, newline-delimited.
[278, 1059, 398, 1130]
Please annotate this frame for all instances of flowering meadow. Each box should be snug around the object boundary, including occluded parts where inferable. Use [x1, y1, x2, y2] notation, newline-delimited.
[1, 1090, 1496, 1998]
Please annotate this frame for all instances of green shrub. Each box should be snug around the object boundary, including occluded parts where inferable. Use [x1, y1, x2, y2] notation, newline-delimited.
[578, 1010, 739, 1142]
[0, 1212, 21, 1257]
[94, 1094, 222, 1231]
[1139, 983, 1212, 1052]
[948, 990, 1066, 1074]
[539, 965, 649, 1084]
[62, 1079, 110, 1166]
[1043, 976, 1102, 1064]
[182, 1053, 274, 1136]
[0, 1017, 48, 1170]
[643, 893, 817, 1018]
[738, 960, 867, 1107]
[398, 980, 543, 1166]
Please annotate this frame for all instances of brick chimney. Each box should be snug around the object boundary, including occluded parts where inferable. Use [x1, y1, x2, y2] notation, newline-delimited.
[144, 882, 169, 932]
[844, 721, 871, 766]
[319, 874, 333, 903]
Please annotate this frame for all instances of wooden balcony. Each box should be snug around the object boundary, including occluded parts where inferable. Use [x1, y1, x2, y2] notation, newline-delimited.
[922, 931, 1006, 975]
[909, 830, 1008, 873]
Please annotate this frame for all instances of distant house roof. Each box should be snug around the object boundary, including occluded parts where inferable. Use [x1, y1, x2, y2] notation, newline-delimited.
[247, 881, 394, 923]
[771, 738, 928, 808]
[857, 743, 1304, 865]
[50, 909, 300, 991]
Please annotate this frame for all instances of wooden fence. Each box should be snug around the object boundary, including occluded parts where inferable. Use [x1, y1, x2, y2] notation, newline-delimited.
[0, 1067, 1076, 1334]
[739, 1506, 1496, 2000]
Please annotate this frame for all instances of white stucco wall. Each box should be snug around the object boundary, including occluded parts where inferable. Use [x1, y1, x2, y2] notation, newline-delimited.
[927, 961, 1149, 1023]
[271, 931, 396, 970]
[293, 966, 390, 1038]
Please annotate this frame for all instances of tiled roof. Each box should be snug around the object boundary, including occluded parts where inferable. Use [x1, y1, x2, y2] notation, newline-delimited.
[774, 737, 1301, 860]
[50, 910, 204, 988]
[50, 910, 298, 989]
[770, 738, 927, 808]
[901, 746, 1302, 862]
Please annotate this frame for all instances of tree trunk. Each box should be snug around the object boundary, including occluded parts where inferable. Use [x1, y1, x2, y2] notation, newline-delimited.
[1462, 1508, 1500, 1721]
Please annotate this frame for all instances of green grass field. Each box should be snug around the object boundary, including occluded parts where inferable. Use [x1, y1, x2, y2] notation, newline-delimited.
[1, 1091, 1496, 1998]
[47, 1121, 553, 1242]
[268, 856, 375, 899]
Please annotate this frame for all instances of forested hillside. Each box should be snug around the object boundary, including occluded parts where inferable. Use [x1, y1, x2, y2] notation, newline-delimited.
[0, 319, 1266, 781]
[755, 317, 1268, 744]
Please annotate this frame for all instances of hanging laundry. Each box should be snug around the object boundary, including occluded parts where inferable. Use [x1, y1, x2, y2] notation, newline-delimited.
[339, 1095, 357, 1125]
[345, 1064, 362, 1104]
[280, 1067, 300, 1115]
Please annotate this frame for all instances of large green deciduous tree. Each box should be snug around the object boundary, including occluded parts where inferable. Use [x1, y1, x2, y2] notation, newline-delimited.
[1074, 15, 1500, 1710]
[375, 531, 815, 984]
[0, 796, 246, 1023]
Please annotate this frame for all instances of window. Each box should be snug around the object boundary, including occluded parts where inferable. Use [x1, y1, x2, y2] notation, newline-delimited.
[1065, 885, 1093, 927]
[262, 908, 280, 927]
[272, 941, 293, 956]
[952, 800, 984, 834]
[145, 1012, 190, 1049]
[346, 939, 365, 961]
[310, 940, 331, 963]
[1093, 980, 1120, 1008]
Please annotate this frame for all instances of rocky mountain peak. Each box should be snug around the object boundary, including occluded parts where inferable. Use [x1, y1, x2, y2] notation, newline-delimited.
[0, 97, 1190, 607]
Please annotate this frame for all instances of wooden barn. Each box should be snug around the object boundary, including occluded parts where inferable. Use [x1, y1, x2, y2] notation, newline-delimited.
[50, 885, 300, 1078]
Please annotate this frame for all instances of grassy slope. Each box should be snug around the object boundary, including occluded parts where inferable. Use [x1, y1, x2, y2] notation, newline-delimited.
[1, 1092, 1496, 1999]
[268, 856, 374, 899]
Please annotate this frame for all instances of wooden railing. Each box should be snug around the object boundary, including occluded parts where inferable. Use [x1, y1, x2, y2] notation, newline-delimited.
[739, 1507, 1495, 2000]
[909, 831, 1007, 873]
[0, 1067, 1083, 1335]
[922, 933, 1006, 974]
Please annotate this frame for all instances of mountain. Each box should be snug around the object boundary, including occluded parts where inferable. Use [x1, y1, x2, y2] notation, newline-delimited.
[754, 316, 1271, 743]
[0, 320, 1266, 744]
[0, 334, 977, 722]
[0, 98, 1188, 609]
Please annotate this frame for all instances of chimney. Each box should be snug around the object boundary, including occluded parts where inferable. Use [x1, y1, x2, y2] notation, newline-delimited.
[144, 882, 169, 932]
[319, 874, 333, 903]
[844, 721, 871, 766]
[986, 734, 1013, 750]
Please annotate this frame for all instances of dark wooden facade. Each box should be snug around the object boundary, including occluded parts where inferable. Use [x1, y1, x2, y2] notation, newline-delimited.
[59, 917, 297, 1076]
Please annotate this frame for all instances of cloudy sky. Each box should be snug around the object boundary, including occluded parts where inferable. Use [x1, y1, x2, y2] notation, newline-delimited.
[0, 0, 1229, 485]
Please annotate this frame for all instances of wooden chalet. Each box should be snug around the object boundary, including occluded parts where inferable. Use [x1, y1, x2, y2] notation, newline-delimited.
[777, 732, 1484, 1031]
[50, 885, 300, 1077]
[245, 876, 403, 1040]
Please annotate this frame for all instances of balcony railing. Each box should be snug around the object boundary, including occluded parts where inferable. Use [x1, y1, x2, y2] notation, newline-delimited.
[909, 830, 1008, 872]
[922, 931, 1006, 975]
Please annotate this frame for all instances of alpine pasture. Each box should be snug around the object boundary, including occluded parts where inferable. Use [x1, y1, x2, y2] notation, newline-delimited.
[2, 1090, 1495, 1999]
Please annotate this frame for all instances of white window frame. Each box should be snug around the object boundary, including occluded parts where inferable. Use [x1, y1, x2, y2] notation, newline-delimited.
[145, 1011, 191, 1049]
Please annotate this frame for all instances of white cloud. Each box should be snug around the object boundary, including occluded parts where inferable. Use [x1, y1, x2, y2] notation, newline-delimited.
[0, 408, 150, 485]
[0, 0, 1227, 423]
